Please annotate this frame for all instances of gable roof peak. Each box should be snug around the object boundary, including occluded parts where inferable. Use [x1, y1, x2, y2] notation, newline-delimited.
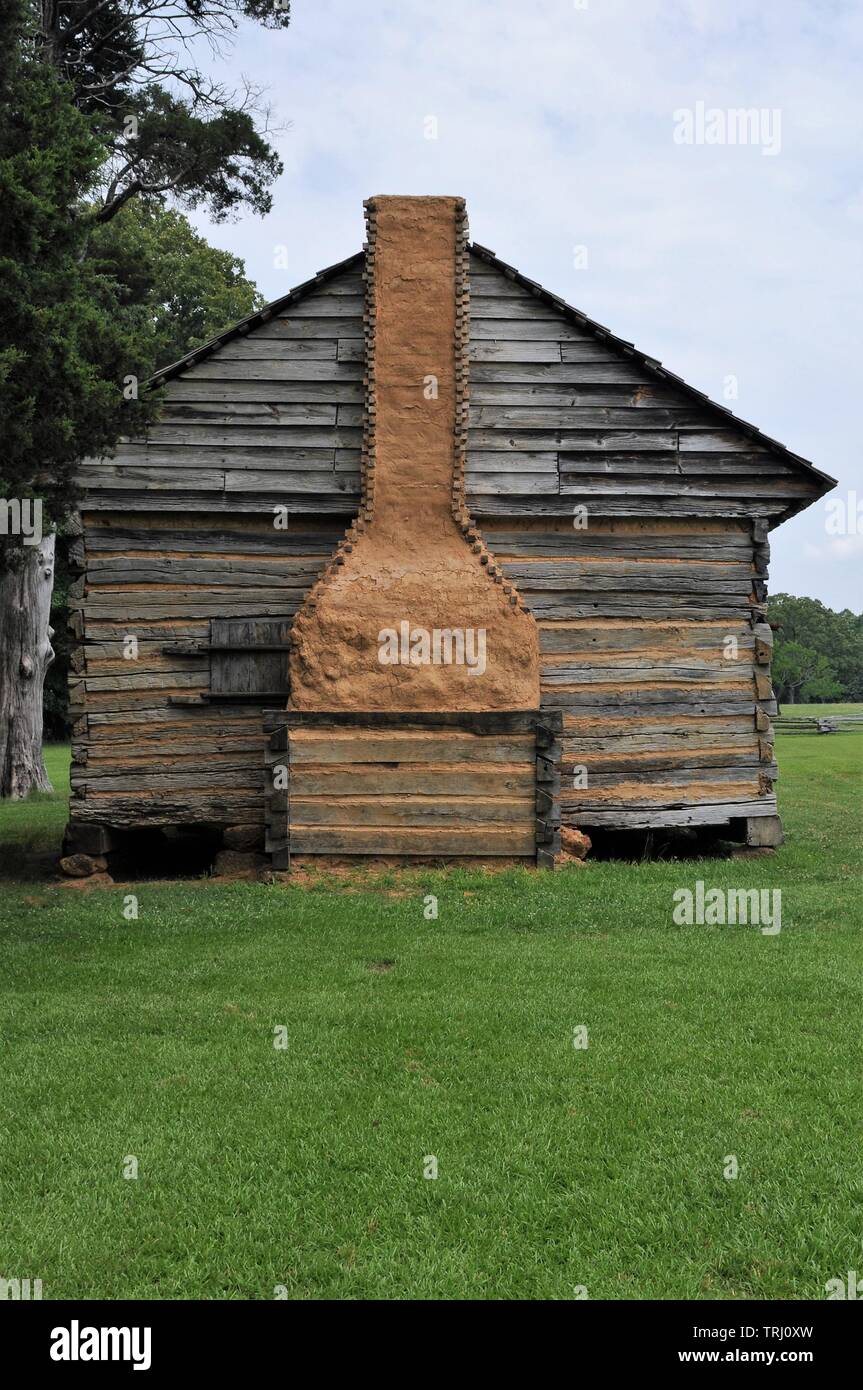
[468, 241, 835, 498]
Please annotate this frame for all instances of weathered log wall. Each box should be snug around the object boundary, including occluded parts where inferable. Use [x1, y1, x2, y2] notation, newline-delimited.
[69, 261, 365, 829]
[69, 512, 777, 835]
[67, 514, 349, 826]
[69, 245, 830, 843]
[482, 517, 778, 830]
[458, 251, 802, 832]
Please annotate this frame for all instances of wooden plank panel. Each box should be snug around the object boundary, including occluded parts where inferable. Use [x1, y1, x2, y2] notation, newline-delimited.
[470, 326, 647, 354]
[83, 595, 305, 619]
[468, 452, 560, 472]
[468, 274, 542, 297]
[466, 471, 559, 495]
[158, 392, 364, 419]
[290, 766, 534, 796]
[211, 617, 291, 697]
[556, 478, 812, 498]
[564, 733, 759, 756]
[511, 573, 752, 595]
[469, 365, 683, 393]
[679, 430, 771, 454]
[566, 765, 759, 790]
[566, 782, 762, 806]
[290, 796, 533, 826]
[275, 294, 364, 317]
[147, 417, 340, 444]
[559, 455, 793, 476]
[546, 685, 758, 705]
[542, 665, 753, 685]
[287, 826, 536, 855]
[288, 732, 534, 764]
[562, 800, 777, 829]
[82, 493, 360, 513]
[173, 359, 360, 381]
[470, 495, 781, 518]
[112, 429, 361, 457]
[84, 525, 343, 555]
[283, 714, 538, 859]
[87, 557, 324, 580]
[224, 470, 357, 494]
[470, 385, 692, 411]
[469, 341, 563, 363]
[469, 297, 574, 320]
[565, 750, 759, 773]
[559, 341, 645, 364]
[74, 794, 265, 824]
[471, 405, 693, 427]
[86, 741, 263, 764]
[83, 751, 260, 775]
[80, 464, 224, 490]
[87, 707, 260, 729]
[251, 317, 363, 339]
[542, 638, 754, 661]
[484, 530, 752, 557]
[505, 560, 749, 581]
[77, 768, 263, 791]
[302, 276, 364, 295]
[82, 671, 207, 693]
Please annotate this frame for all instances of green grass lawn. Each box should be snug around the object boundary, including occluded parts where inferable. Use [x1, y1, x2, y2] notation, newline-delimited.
[0, 716, 860, 1300]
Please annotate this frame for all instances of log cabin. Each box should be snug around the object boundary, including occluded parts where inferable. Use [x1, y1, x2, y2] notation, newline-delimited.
[65, 195, 835, 868]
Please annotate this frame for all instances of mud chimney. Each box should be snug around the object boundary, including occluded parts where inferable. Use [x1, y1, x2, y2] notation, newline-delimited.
[289, 195, 540, 711]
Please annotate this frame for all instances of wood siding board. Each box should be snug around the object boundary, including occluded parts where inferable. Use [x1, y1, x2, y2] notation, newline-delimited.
[465, 255, 831, 518]
[280, 716, 538, 860]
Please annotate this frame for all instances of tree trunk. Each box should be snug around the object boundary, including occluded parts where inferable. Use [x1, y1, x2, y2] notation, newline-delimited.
[40, 1, 63, 66]
[0, 534, 56, 797]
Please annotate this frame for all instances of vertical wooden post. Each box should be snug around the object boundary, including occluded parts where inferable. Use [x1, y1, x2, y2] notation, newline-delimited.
[535, 711, 562, 869]
[264, 718, 289, 870]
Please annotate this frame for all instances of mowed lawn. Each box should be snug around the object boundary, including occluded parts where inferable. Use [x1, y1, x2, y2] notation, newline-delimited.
[0, 719, 860, 1301]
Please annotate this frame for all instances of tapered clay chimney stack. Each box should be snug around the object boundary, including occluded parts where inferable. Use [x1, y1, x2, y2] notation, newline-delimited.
[289, 196, 539, 710]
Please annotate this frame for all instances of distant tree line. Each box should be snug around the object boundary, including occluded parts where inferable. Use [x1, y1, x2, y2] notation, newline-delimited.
[770, 594, 863, 705]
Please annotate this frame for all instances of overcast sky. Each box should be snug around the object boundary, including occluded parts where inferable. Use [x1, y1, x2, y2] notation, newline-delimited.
[189, 0, 861, 610]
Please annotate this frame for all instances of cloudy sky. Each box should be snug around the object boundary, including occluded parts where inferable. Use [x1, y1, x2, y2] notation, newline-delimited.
[189, 0, 861, 609]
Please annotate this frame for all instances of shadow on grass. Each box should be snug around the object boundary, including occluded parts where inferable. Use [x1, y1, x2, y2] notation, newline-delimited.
[0, 744, 70, 883]
[0, 792, 67, 882]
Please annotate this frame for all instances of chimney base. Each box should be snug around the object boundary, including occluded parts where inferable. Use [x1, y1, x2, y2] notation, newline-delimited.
[264, 710, 561, 869]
